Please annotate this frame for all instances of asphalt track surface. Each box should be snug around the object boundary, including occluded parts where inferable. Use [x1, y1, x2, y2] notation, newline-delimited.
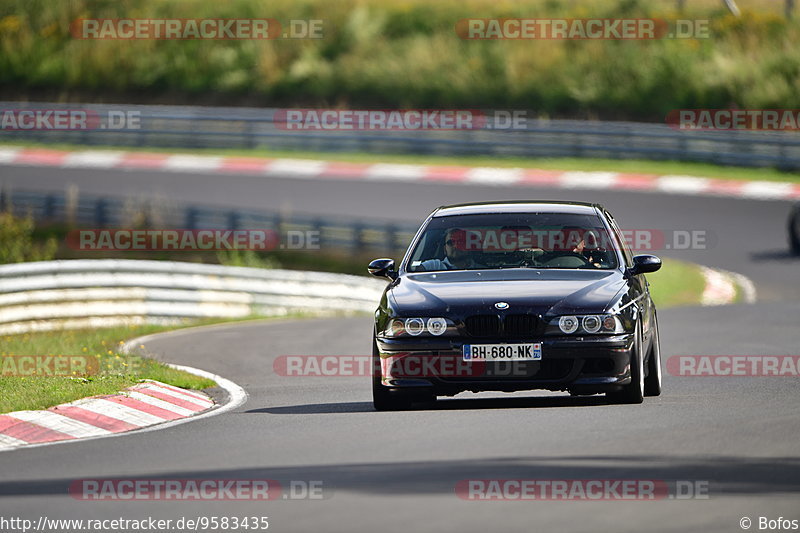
[0, 164, 798, 532]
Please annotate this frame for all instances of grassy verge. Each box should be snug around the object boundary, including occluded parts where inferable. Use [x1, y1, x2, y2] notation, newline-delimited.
[0, 311, 352, 414]
[647, 258, 707, 308]
[4, 139, 800, 184]
[0, 323, 220, 414]
[2, 0, 797, 120]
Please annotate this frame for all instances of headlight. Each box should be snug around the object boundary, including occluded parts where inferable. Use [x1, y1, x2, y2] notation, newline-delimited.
[405, 318, 425, 336]
[382, 317, 457, 337]
[548, 314, 625, 335]
[386, 318, 406, 336]
[582, 315, 601, 333]
[558, 316, 580, 334]
[427, 317, 448, 336]
[602, 315, 617, 331]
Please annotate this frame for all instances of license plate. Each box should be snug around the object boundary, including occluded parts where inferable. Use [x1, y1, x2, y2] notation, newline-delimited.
[462, 343, 542, 362]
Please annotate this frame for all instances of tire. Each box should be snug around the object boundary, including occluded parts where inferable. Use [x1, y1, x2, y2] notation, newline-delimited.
[372, 338, 412, 411]
[644, 313, 662, 397]
[607, 323, 644, 404]
[789, 205, 800, 255]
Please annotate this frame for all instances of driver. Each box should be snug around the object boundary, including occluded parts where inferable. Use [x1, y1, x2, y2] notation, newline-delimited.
[572, 230, 607, 268]
[419, 228, 484, 270]
[537, 227, 606, 268]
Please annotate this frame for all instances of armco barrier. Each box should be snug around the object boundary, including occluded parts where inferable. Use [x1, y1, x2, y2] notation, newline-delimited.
[0, 259, 387, 335]
[0, 188, 420, 256]
[2, 102, 800, 169]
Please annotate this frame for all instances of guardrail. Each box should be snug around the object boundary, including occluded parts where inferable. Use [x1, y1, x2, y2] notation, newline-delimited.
[2, 102, 799, 170]
[1, 188, 420, 256]
[0, 259, 387, 335]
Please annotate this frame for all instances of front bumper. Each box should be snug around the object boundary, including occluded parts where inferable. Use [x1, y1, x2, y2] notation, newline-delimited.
[375, 334, 635, 396]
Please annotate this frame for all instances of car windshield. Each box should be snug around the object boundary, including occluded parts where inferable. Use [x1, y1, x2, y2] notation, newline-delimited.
[406, 212, 620, 272]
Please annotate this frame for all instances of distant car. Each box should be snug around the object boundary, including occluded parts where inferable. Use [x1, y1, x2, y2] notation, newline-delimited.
[368, 201, 663, 410]
[790, 202, 800, 255]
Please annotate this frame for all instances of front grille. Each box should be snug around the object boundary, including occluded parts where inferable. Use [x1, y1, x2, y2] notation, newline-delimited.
[504, 314, 538, 337]
[464, 315, 501, 337]
[464, 314, 539, 338]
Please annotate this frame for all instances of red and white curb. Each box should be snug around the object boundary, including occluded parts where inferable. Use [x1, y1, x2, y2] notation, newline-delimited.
[701, 266, 757, 306]
[0, 356, 247, 452]
[1, 147, 799, 201]
[0, 380, 215, 451]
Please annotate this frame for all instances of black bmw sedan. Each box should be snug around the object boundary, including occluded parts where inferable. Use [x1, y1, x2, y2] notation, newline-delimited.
[368, 201, 663, 410]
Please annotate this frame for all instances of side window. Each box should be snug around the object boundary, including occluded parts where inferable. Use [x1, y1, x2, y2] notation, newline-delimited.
[605, 211, 633, 267]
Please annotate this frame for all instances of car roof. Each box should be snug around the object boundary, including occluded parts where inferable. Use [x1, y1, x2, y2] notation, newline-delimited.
[432, 201, 604, 217]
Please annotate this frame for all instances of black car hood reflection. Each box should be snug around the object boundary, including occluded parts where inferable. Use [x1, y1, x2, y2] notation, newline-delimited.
[390, 269, 626, 316]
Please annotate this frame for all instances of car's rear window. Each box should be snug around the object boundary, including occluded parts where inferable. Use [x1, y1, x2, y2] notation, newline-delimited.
[406, 212, 619, 272]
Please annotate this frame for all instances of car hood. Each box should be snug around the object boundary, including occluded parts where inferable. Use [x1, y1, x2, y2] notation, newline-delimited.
[390, 269, 627, 316]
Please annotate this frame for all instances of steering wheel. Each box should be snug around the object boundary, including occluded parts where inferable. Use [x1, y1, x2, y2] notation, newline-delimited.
[538, 250, 593, 267]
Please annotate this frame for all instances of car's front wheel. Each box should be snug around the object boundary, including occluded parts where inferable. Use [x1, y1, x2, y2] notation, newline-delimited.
[789, 204, 800, 255]
[607, 323, 644, 404]
[644, 314, 662, 397]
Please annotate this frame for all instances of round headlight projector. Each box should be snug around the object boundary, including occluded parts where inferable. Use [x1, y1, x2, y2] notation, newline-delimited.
[558, 316, 579, 334]
[582, 315, 602, 333]
[427, 317, 448, 336]
[404, 318, 425, 336]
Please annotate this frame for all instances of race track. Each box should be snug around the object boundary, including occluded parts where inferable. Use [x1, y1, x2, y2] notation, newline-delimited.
[0, 163, 798, 533]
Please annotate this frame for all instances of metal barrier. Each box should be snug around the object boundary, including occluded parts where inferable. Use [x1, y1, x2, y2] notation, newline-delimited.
[2, 102, 800, 169]
[0, 259, 387, 334]
[1, 188, 420, 256]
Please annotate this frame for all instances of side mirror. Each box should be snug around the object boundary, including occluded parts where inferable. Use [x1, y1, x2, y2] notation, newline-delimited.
[368, 258, 397, 280]
[629, 254, 662, 276]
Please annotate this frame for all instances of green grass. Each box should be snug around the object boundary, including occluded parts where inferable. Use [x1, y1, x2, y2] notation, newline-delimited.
[2, 0, 799, 121]
[647, 257, 707, 308]
[0, 323, 218, 414]
[5, 139, 800, 184]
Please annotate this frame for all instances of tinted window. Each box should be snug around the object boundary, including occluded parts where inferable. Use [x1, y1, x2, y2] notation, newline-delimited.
[406, 212, 619, 272]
